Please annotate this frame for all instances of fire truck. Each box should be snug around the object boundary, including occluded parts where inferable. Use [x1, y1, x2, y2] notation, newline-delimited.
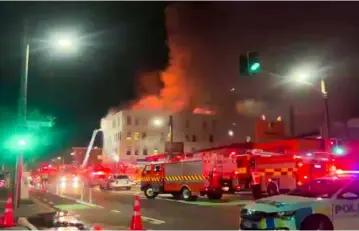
[141, 143, 254, 201]
[239, 149, 336, 199]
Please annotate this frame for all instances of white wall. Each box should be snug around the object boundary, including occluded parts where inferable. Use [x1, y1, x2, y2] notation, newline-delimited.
[101, 109, 229, 164]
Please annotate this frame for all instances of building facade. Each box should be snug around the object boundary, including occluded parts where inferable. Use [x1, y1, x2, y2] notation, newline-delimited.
[71, 147, 103, 167]
[101, 109, 229, 164]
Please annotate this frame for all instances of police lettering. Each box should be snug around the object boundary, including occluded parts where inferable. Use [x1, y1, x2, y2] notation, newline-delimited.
[335, 204, 359, 215]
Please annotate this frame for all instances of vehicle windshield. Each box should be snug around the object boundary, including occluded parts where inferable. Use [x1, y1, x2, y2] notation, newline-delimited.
[114, 175, 129, 180]
[287, 178, 348, 198]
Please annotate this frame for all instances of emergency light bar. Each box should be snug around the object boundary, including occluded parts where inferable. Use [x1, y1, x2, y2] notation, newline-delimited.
[336, 170, 359, 175]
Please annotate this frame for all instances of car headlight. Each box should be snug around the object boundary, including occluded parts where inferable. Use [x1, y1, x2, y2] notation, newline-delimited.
[276, 211, 296, 219]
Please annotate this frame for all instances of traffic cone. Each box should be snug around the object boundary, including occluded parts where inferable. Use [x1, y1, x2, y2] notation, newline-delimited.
[129, 195, 145, 230]
[1, 194, 15, 227]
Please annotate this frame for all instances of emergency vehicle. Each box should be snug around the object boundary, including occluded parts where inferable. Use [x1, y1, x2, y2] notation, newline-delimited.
[247, 150, 336, 199]
[240, 170, 359, 230]
[141, 143, 254, 201]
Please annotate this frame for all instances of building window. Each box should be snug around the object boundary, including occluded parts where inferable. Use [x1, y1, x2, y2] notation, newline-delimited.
[134, 132, 140, 140]
[185, 119, 190, 128]
[127, 116, 132, 125]
[112, 120, 116, 128]
[160, 132, 165, 142]
[192, 135, 197, 142]
[118, 117, 121, 127]
[142, 132, 147, 139]
[209, 134, 214, 143]
[135, 118, 139, 125]
[185, 134, 190, 142]
[126, 132, 132, 140]
[119, 132, 122, 140]
[143, 148, 148, 155]
[126, 148, 132, 155]
[153, 148, 159, 154]
[134, 149, 139, 155]
[203, 120, 207, 130]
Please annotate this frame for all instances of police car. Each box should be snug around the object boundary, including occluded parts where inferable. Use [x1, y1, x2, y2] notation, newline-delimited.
[240, 170, 359, 230]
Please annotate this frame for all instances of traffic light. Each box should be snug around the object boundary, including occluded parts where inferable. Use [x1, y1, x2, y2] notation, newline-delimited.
[239, 51, 261, 76]
[330, 139, 345, 155]
[248, 52, 261, 74]
[333, 146, 345, 155]
[239, 55, 249, 76]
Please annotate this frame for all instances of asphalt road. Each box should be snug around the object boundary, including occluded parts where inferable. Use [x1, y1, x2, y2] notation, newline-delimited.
[31, 184, 253, 230]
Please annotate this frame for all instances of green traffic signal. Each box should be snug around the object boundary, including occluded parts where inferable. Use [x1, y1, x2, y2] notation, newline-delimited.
[333, 146, 345, 155]
[250, 62, 260, 72]
[239, 51, 261, 76]
[17, 139, 27, 147]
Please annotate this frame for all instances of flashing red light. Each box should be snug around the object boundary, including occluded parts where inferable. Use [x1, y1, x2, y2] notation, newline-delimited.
[294, 155, 301, 159]
[303, 175, 308, 179]
[297, 181, 303, 186]
[230, 151, 236, 156]
[297, 162, 303, 167]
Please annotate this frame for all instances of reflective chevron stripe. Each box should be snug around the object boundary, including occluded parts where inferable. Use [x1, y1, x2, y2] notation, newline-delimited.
[257, 168, 298, 176]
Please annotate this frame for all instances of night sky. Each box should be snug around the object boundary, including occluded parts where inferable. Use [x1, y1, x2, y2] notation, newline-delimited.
[1, 2, 359, 160]
[0, 2, 169, 158]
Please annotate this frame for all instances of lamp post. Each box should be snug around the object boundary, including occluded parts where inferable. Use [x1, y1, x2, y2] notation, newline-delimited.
[15, 26, 77, 208]
[292, 69, 330, 139]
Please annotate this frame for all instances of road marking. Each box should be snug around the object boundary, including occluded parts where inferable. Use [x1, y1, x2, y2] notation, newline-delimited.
[111, 209, 121, 213]
[141, 216, 165, 225]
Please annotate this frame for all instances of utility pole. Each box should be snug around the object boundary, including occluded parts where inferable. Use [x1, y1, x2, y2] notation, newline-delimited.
[289, 105, 295, 137]
[14, 20, 30, 209]
[169, 115, 173, 157]
[321, 79, 330, 139]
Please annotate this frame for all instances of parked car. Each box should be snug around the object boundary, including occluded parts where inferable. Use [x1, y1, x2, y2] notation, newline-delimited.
[100, 174, 132, 190]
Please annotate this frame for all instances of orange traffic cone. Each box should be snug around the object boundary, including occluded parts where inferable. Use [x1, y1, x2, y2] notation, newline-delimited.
[1, 194, 15, 227]
[129, 195, 145, 230]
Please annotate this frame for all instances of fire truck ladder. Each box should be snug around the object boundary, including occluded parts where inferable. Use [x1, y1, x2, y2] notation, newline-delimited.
[81, 128, 102, 169]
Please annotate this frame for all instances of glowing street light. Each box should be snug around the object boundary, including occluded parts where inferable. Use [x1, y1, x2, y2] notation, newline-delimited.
[152, 118, 163, 127]
[228, 130, 234, 137]
[289, 64, 330, 139]
[57, 156, 61, 160]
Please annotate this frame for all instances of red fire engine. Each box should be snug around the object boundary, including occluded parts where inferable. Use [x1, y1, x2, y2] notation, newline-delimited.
[141, 143, 254, 201]
[240, 149, 336, 199]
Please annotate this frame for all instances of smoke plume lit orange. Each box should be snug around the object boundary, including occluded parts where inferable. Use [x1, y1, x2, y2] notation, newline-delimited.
[132, 30, 190, 113]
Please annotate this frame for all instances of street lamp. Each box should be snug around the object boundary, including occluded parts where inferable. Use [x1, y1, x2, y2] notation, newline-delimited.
[228, 130, 234, 137]
[290, 66, 330, 139]
[20, 33, 77, 124]
[152, 118, 164, 127]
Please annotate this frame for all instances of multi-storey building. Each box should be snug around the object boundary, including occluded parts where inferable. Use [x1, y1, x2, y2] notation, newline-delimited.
[101, 109, 226, 165]
[71, 147, 103, 167]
